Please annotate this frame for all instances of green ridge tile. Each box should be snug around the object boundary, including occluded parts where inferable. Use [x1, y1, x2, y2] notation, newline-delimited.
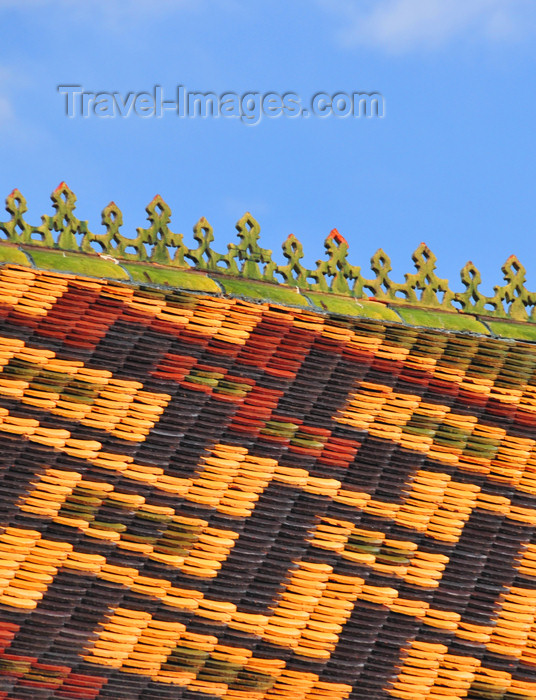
[393, 306, 489, 334]
[25, 249, 130, 280]
[123, 263, 220, 292]
[486, 319, 536, 341]
[0, 243, 31, 266]
[217, 277, 306, 305]
[306, 293, 400, 321]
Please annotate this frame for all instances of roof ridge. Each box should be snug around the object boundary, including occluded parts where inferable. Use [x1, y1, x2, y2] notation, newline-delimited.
[1, 184, 535, 324]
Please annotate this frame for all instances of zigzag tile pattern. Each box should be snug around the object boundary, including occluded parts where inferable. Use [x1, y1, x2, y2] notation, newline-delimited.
[0, 266, 536, 698]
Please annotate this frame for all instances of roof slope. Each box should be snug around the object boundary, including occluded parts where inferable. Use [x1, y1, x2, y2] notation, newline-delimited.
[0, 264, 536, 698]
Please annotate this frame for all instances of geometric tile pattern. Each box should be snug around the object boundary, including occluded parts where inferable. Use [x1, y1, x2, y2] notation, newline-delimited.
[0, 266, 536, 698]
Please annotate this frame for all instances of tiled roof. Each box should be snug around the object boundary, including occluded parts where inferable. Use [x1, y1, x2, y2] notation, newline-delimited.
[0, 198, 536, 698]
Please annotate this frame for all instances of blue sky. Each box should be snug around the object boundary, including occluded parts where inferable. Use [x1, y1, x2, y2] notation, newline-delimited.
[2, 0, 536, 294]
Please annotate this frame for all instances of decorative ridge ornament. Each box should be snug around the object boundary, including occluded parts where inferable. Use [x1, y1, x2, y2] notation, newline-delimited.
[0, 184, 534, 321]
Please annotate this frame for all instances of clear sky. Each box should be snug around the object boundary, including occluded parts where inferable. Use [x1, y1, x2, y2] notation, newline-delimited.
[2, 0, 536, 295]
